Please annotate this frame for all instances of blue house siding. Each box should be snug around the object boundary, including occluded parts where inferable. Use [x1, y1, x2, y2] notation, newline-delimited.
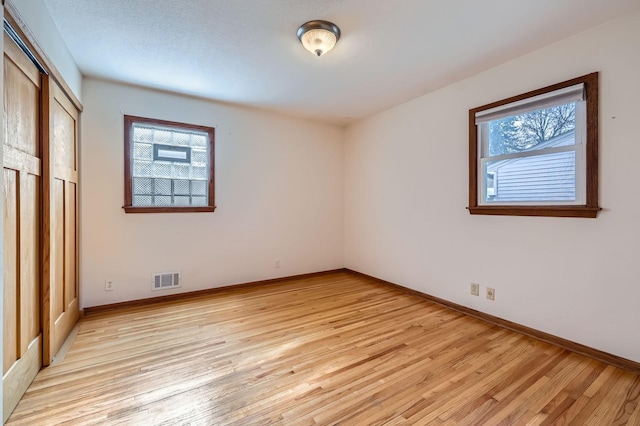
[486, 132, 576, 202]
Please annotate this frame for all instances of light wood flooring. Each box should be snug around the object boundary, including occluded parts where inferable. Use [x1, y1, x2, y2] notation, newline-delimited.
[7, 271, 640, 425]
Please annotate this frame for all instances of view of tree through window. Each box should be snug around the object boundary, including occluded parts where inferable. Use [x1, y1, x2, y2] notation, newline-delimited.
[488, 102, 576, 156]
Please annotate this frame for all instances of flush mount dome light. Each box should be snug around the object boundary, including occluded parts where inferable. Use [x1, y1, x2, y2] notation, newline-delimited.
[297, 20, 341, 57]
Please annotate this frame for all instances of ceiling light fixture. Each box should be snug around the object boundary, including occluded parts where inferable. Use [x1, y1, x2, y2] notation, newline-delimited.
[297, 20, 341, 57]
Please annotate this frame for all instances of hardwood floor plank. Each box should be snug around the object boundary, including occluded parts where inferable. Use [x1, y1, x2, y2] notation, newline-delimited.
[584, 370, 640, 425]
[613, 375, 640, 425]
[6, 271, 640, 425]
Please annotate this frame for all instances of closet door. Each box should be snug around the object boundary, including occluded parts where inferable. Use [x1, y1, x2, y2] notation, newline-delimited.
[2, 33, 43, 422]
[43, 79, 80, 363]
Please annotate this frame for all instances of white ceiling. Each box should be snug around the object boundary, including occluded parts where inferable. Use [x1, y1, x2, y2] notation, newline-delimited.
[43, 0, 640, 126]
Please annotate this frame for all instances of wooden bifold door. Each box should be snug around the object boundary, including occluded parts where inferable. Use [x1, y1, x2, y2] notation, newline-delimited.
[2, 28, 80, 423]
[43, 74, 80, 363]
[2, 31, 44, 423]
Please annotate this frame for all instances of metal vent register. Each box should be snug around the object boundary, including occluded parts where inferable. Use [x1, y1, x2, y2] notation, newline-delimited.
[152, 272, 182, 290]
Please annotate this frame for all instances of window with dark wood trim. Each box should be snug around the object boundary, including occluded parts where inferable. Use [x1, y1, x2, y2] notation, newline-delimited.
[468, 73, 600, 218]
[123, 115, 215, 213]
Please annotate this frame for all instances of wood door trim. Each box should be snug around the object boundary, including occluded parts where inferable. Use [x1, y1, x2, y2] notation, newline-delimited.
[346, 269, 640, 375]
[41, 74, 52, 366]
[4, 2, 83, 112]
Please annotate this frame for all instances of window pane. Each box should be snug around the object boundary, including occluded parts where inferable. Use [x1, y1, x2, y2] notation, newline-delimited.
[133, 127, 153, 143]
[173, 164, 191, 178]
[485, 151, 576, 203]
[133, 160, 152, 177]
[154, 196, 172, 206]
[487, 102, 576, 156]
[192, 166, 208, 179]
[153, 162, 173, 178]
[154, 178, 171, 195]
[173, 179, 190, 195]
[192, 196, 207, 206]
[191, 134, 207, 147]
[174, 196, 190, 206]
[133, 195, 152, 206]
[191, 180, 207, 196]
[133, 177, 152, 195]
[133, 142, 153, 160]
[154, 129, 172, 144]
[174, 132, 191, 146]
[191, 149, 207, 165]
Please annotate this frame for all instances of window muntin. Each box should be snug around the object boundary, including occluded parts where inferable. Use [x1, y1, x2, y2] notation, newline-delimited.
[468, 73, 599, 218]
[124, 116, 215, 213]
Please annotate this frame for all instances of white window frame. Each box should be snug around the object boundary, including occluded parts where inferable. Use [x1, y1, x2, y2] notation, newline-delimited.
[476, 93, 586, 206]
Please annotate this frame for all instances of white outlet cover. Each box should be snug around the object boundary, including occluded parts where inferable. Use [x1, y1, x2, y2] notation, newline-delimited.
[471, 283, 480, 296]
[486, 287, 495, 300]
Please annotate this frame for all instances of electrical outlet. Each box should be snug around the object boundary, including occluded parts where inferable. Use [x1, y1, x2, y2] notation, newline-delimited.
[105, 280, 114, 291]
[470, 283, 480, 296]
[275, 259, 280, 268]
[486, 287, 495, 300]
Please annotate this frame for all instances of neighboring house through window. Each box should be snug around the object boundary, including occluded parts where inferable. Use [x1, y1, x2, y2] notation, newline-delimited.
[486, 132, 576, 203]
[123, 115, 215, 213]
[468, 73, 600, 218]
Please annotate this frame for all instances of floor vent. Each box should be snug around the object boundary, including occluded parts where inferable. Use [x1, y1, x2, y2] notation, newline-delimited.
[152, 272, 181, 290]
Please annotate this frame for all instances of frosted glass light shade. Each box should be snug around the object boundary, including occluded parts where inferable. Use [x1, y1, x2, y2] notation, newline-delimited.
[300, 29, 336, 57]
[297, 21, 341, 57]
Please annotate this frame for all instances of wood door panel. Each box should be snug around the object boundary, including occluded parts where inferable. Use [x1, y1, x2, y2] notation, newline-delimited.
[4, 47, 39, 157]
[52, 97, 76, 171]
[3, 169, 19, 374]
[20, 172, 40, 354]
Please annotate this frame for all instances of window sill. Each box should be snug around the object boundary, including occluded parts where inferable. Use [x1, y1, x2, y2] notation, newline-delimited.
[123, 206, 216, 214]
[467, 205, 601, 218]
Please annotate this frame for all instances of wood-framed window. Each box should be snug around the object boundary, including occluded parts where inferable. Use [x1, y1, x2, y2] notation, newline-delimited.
[123, 115, 215, 213]
[468, 73, 600, 218]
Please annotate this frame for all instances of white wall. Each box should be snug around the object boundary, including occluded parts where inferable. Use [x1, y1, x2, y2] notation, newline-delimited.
[81, 78, 344, 308]
[0, 4, 4, 420]
[7, 0, 82, 100]
[344, 12, 640, 363]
